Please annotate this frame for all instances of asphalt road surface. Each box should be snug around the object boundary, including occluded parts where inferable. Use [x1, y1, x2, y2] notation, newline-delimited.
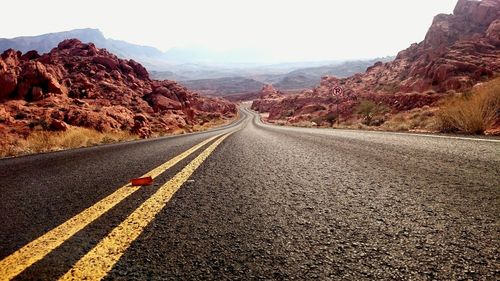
[1, 107, 499, 280]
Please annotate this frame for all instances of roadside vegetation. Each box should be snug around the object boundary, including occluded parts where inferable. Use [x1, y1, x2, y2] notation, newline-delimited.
[0, 127, 138, 158]
[380, 107, 437, 132]
[436, 77, 500, 134]
[355, 100, 388, 126]
[266, 78, 500, 136]
[0, 115, 237, 159]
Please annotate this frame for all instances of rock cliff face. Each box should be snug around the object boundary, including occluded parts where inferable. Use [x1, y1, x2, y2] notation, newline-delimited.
[361, 0, 500, 94]
[252, 0, 499, 124]
[0, 39, 236, 143]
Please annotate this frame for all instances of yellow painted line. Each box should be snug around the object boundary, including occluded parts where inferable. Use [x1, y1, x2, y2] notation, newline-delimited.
[0, 134, 221, 281]
[59, 132, 233, 281]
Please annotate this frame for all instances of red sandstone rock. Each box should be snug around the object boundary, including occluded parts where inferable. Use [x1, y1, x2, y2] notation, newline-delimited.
[251, 85, 285, 113]
[486, 19, 500, 46]
[50, 119, 68, 131]
[20, 50, 41, 61]
[132, 114, 152, 138]
[147, 94, 183, 111]
[0, 39, 236, 147]
[0, 49, 20, 99]
[92, 56, 119, 71]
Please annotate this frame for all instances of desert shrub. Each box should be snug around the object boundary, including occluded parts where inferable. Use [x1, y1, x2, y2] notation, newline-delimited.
[325, 112, 336, 124]
[356, 100, 388, 126]
[437, 78, 500, 134]
[16, 127, 137, 156]
[382, 107, 438, 132]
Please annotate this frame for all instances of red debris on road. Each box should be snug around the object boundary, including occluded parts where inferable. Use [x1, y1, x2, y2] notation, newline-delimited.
[130, 176, 153, 186]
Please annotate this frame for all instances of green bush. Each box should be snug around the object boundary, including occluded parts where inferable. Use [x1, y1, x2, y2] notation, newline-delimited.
[356, 100, 388, 126]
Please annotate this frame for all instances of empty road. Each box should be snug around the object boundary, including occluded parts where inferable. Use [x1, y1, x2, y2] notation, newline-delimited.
[0, 107, 499, 280]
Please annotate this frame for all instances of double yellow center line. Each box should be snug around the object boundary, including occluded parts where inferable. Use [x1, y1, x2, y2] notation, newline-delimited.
[0, 132, 233, 281]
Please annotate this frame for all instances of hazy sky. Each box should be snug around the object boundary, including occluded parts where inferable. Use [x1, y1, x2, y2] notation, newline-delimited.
[1, 0, 458, 61]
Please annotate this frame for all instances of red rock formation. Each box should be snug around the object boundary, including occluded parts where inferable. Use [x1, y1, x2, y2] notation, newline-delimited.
[0, 39, 236, 143]
[354, 0, 500, 94]
[251, 85, 285, 113]
[253, 0, 499, 125]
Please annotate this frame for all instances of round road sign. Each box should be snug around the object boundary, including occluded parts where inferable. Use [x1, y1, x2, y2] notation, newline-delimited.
[333, 86, 343, 96]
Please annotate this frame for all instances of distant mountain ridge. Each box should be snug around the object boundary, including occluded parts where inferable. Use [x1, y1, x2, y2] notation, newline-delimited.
[0, 29, 276, 68]
[0, 28, 395, 97]
[174, 58, 394, 99]
[258, 58, 394, 90]
[0, 28, 168, 68]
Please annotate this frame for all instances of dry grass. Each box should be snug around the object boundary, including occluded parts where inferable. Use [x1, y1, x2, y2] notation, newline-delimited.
[191, 116, 235, 132]
[1, 127, 137, 158]
[437, 78, 500, 134]
[1, 115, 239, 158]
[382, 106, 438, 132]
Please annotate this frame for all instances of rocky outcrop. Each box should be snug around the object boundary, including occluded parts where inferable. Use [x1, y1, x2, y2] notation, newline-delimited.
[374, 0, 499, 94]
[251, 85, 285, 113]
[259, 76, 441, 124]
[253, 0, 499, 125]
[0, 39, 237, 144]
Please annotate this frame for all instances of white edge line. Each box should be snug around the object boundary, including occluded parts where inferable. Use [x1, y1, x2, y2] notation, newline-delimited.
[369, 131, 500, 143]
[247, 107, 500, 143]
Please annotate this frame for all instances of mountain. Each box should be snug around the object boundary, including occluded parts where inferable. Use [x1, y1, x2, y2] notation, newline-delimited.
[0, 29, 277, 71]
[0, 29, 399, 92]
[0, 29, 169, 68]
[333, 0, 500, 95]
[0, 30, 396, 84]
[179, 77, 265, 97]
[252, 0, 500, 133]
[150, 64, 258, 80]
[0, 29, 107, 54]
[261, 58, 394, 90]
[0, 39, 236, 154]
[171, 58, 394, 100]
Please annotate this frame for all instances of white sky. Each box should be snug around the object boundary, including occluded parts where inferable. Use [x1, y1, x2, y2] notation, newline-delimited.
[1, 0, 458, 61]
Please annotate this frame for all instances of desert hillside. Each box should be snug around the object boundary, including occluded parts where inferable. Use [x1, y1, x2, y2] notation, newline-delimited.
[252, 0, 499, 134]
[0, 39, 236, 157]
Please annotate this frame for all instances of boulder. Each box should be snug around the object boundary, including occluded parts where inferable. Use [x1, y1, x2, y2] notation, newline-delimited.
[132, 114, 152, 138]
[128, 59, 149, 80]
[0, 64, 18, 99]
[486, 19, 500, 46]
[20, 50, 41, 61]
[146, 94, 183, 111]
[92, 56, 119, 71]
[50, 119, 68, 131]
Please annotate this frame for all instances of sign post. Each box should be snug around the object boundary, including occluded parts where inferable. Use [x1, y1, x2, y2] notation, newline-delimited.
[332, 86, 343, 126]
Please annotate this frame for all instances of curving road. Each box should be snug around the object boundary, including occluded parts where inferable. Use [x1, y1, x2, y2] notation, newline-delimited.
[0, 106, 499, 280]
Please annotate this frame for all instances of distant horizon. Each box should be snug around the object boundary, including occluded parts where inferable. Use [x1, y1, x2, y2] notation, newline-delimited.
[0, 27, 394, 66]
[1, 0, 458, 63]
